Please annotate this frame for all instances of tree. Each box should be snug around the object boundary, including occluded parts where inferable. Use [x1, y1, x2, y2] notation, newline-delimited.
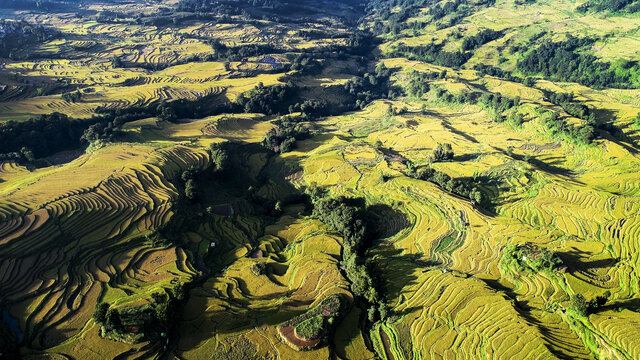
[105, 308, 122, 330]
[155, 300, 176, 325]
[184, 179, 198, 200]
[431, 143, 454, 162]
[209, 143, 229, 171]
[110, 55, 122, 68]
[93, 302, 110, 324]
[569, 294, 588, 317]
[157, 101, 178, 123]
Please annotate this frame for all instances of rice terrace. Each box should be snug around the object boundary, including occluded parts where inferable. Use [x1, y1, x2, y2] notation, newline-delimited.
[2, 0, 640, 359]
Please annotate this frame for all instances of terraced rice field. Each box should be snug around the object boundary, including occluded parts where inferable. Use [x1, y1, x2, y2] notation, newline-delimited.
[4, 0, 640, 359]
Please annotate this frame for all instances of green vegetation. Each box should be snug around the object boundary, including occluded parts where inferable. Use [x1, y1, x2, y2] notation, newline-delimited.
[500, 243, 563, 276]
[518, 36, 640, 89]
[279, 294, 348, 350]
[295, 315, 324, 340]
[3, 0, 640, 359]
[431, 143, 454, 162]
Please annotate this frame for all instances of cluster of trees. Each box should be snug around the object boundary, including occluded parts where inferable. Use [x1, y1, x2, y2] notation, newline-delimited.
[367, 0, 429, 36]
[0, 113, 88, 162]
[208, 40, 281, 62]
[577, 0, 640, 13]
[546, 92, 595, 123]
[343, 63, 402, 110]
[428, 0, 464, 20]
[80, 121, 121, 147]
[473, 64, 537, 87]
[517, 36, 640, 89]
[262, 115, 312, 153]
[237, 82, 296, 115]
[476, 92, 521, 123]
[407, 163, 485, 205]
[311, 194, 389, 321]
[92, 283, 187, 344]
[388, 42, 470, 68]
[289, 54, 323, 76]
[406, 70, 441, 97]
[538, 109, 595, 145]
[61, 90, 82, 103]
[181, 166, 204, 201]
[499, 243, 563, 276]
[180, 143, 229, 201]
[432, 86, 521, 124]
[461, 29, 503, 51]
[569, 291, 611, 317]
[431, 143, 454, 162]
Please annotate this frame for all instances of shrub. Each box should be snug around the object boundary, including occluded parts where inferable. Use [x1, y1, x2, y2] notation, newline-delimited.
[295, 316, 324, 340]
[431, 143, 454, 162]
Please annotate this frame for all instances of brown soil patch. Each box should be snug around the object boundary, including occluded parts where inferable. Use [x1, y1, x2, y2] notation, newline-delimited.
[208, 204, 233, 216]
[250, 249, 264, 258]
[380, 328, 395, 360]
[278, 325, 321, 350]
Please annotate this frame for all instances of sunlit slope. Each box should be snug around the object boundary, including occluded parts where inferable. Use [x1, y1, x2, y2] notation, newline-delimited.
[290, 59, 640, 357]
[0, 143, 208, 351]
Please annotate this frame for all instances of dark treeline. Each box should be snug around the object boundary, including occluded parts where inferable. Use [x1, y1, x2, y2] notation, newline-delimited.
[517, 36, 640, 89]
[344, 63, 403, 110]
[368, 0, 431, 35]
[461, 29, 503, 51]
[311, 193, 390, 321]
[473, 64, 538, 87]
[176, 0, 366, 23]
[577, 0, 640, 13]
[0, 20, 58, 59]
[0, 113, 89, 162]
[0, 91, 236, 163]
[208, 41, 282, 62]
[429, 85, 597, 144]
[406, 69, 444, 97]
[407, 160, 486, 206]
[428, 0, 465, 20]
[237, 83, 296, 115]
[262, 114, 313, 153]
[538, 110, 596, 145]
[545, 91, 594, 123]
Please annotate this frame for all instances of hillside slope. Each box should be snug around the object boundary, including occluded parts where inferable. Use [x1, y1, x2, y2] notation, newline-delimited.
[2, 0, 640, 359]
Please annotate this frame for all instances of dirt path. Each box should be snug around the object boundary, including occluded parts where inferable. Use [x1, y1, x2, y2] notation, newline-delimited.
[278, 325, 321, 349]
[380, 328, 395, 360]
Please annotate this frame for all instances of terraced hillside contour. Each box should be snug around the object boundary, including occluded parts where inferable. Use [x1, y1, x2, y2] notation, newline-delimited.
[3, 0, 640, 359]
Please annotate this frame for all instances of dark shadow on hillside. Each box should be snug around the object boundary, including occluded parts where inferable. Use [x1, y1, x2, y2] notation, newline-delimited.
[453, 152, 482, 162]
[481, 278, 577, 360]
[370, 244, 435, 308]
[555, 249, 618, 273]
[440, 119, 480, 144]
[365, 203, 410, 241]
[600, 298, 640, 312]
[494, 146, 582, 182]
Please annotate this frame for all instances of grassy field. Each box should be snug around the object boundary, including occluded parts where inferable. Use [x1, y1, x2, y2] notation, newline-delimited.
[3, 0, 640, 359]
